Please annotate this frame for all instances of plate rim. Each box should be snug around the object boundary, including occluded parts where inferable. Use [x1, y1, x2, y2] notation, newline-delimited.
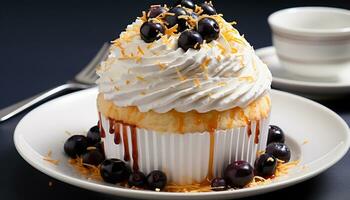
[255, 46, 350, 89]
[13, 88, 350, 199]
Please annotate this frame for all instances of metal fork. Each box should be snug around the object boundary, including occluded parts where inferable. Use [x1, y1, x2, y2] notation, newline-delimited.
[0, 42, 110, 122]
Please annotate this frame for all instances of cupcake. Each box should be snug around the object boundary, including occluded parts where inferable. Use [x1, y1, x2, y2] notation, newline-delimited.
[96, 2, 272, 185]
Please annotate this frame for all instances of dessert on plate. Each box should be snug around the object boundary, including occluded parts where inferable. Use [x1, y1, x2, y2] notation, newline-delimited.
[95, 0, 272, 186]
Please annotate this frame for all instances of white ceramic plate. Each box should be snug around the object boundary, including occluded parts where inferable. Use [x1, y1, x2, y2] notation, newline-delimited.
[14, 88, 350, 200]
[256, 46, 350, 99]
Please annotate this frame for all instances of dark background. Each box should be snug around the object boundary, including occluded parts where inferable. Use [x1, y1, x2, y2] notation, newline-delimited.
[0, 0, 349, 199]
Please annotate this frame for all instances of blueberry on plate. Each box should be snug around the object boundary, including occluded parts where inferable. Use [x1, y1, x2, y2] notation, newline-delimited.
[197, 17, 220, 43]
[224, 160, 254, 188]
[140, 21, 165, 43]
[211, 177, 227, 191]
[266, 142, 291, 163]
[64, 135, 88, 158]
[100, 159, 130, 184]
[82, 149, 105, 166]
[87, 125, 101, 145]
[164, 7, 189, 32]
[267, 125, 285, 144]
[200, 2, 217, 15]
[175, 0, 195, 9]
[147, 170, 167, 191]
[254, 153, 277, 177]
[128, 171, 147, 188]
[178, 30, 203, 51]
[148, 6, 167, 18]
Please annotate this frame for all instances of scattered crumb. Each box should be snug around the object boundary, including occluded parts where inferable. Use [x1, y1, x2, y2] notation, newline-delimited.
[302, 139, 309, 145]
[65, 131, 72, 136]
[43, 150, 60, 165]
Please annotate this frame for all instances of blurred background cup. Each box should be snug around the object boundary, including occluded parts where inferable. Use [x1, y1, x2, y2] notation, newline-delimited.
[268, 7, 350, 79]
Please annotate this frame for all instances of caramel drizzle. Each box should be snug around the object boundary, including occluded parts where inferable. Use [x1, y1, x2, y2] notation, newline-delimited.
[247, 121, 252, 138]
[254, 120, 260, 144]
[130, 126, 139, 171]
[206, 112, 219, 180]
[98, 112, 106, 138]
[114, 123, 121, 144]
[109, 119, 115, 134]
[122, 125, 130, 161]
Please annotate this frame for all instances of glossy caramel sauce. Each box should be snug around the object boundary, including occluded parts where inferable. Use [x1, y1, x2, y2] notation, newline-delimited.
[130, 125, 139, 171]
[114, 123, 121, 144]
[254, 120, 260, 144]
[206, 112, 219, 180]
[98, 112, 106, 138]
[122, 124, 131, 161]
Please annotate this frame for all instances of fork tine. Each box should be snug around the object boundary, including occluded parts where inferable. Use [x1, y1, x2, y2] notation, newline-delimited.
[75, 42, 110, 84]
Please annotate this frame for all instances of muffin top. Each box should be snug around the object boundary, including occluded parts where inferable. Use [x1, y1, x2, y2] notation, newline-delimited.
[97, 2, 272, 113]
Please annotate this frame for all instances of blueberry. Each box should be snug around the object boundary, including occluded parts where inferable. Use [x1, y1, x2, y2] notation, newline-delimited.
[140, 21, 164, 43]
[224, 161, 254, 188]
[197, 17, 220, 43]
[254, 153, 277, 177]
[190, 12, 198, 20]
[100, 159, 130, 184]
[82, 149, 105, 166]
[128, 171, 147, 188]
[64, 135, 88, 158]
[211, 177, 227, 191]
[148, 6, 167, 18]
[266, 143, 291, 163]
[267, 125, 285, 144]
[146, 170, 167, 191]
[175, 0, 195, 9]
[87, 125, 101, 145]
[164, 7, 189, 32]
[178, 30, 203, 51]
[200, 3, 217, 15]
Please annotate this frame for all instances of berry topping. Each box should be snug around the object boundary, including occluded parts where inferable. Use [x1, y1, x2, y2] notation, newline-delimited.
[200, 2, 217, 15]
[165, 7, 189, 32]
[190, 12, 199, 20]
[100, 159, 130, 184]
[211, 177, 227, 191]
[254, 153, 277, 177]
[140, 21, 165, 43]
[178, 30, 203, 51]
[128, 171, 147, 188]
[266, 143, 291, 163]
[82, 149, 105, 166]
[175, 0, 195, 9]
[148, 6, 167, 18]
[267, 125, 285, 144]
[64, 135, 88, 158]
[87, 125, 101, 145]
[197, 17, 220, 43]
[224, 161, 254, 188]
[146, 170, 167, 191]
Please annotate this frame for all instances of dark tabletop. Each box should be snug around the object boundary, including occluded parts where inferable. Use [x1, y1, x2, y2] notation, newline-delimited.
[1, 0, 350, 199]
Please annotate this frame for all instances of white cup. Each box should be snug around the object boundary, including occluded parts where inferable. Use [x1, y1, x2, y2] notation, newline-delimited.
[268, 7, 350, 79]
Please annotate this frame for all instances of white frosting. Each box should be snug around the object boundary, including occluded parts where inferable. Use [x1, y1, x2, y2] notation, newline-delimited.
[97, 17, 272, 113]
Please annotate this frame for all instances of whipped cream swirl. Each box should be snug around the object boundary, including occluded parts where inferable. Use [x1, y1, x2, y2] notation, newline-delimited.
[97, 17, 272, 113]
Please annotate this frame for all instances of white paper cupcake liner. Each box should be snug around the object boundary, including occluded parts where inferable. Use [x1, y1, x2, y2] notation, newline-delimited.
[100, 113, 270, 185]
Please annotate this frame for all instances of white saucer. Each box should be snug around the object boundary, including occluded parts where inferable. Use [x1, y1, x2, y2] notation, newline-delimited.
[14, 88, 350, 200]
[256, 46, 350, 99]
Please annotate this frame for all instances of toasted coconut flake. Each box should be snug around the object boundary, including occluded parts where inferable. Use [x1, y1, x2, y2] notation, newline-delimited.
[136, 76, 146, 81]
[165, 24, 178, 36]
[193, 78, 201, 87]
[239, 76, 255, 83]
[157, 61, 167, 70]
[217, 82, 227, 86]
[137, 46, 145, 55]
[140, 11, 148, 22]
[175, 67, 186, 81]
